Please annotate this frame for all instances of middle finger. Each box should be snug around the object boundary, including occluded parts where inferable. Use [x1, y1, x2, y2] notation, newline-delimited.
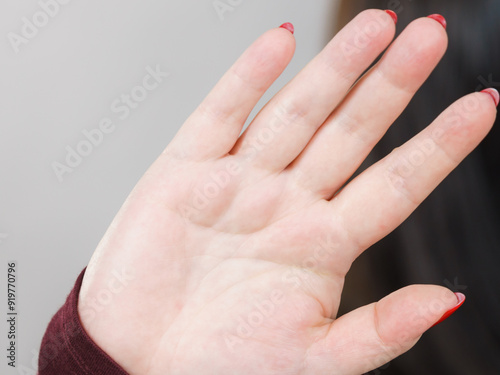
[231, 9, 396, 174]
[289, 16, 448, 198]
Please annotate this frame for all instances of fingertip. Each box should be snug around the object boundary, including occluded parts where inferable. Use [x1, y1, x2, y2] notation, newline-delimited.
[375, 285, 462, 342]
[421, 15, 449, 40]
[263, 24, 296, 50]
[455, 91, 498, 134]
[382, 16, 448, 84]
[273, 23, 297, 57]
[234, 27, 295, 88]
[408, 16, 449, 48]
[331, 8, 397, 66]
[357, 8, 398, 31]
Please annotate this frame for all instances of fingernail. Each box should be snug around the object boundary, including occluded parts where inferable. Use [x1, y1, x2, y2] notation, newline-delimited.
[481, 88, 500, 107]
[432, 293, 466, 327]
[279, 22, 294, 35]
[427, 14, 447, 29]
[385, 10, 398, 24]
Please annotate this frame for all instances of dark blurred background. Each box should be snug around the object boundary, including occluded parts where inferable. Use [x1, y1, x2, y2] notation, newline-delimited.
[336, 1, 500, 373]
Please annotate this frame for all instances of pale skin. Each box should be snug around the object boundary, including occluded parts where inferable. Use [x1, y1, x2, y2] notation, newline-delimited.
[78, 10, 497, 375]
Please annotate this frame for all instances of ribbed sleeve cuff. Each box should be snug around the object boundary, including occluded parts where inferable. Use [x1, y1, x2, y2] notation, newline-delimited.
[39, 268, 129, 375]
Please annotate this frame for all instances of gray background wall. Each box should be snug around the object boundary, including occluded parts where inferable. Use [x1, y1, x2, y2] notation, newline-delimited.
[0, 1, 340, 373]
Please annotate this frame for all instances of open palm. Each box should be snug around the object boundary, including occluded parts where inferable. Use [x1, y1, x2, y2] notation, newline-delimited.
[78, 10, 496, 375]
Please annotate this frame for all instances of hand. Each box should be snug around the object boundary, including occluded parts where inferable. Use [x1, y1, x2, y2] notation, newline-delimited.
[78, 10, 496, 374]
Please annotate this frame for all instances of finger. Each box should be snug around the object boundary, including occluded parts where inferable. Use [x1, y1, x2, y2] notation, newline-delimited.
[290, 16, 448, 198]
[166, 26, 295, 161]
[306, 285, 464, 375]
[231, 9, 396, 172]
[334, 91, 497, 258]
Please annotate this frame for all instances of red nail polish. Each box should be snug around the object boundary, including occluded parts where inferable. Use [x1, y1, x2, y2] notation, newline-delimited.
[432, 293, 466, 327]
[385, 10, 398, 24]
[481, 88, 500, 107]
[279, 22, 294, 35]
[427, 14, 447, 29]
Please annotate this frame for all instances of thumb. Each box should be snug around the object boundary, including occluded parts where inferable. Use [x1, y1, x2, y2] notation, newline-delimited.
[306, 285, 465, 375]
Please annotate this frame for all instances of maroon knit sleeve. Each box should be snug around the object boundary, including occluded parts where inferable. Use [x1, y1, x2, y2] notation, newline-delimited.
[38, 268, 129, 375]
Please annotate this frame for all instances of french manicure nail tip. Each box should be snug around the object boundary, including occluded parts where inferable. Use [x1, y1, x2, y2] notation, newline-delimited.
[385, 10, 398, 24]
[427, 14, 447, 29]
[279, 22, 294, 35]
[481, 88, 499, 107]
[431, 292, 466, 327]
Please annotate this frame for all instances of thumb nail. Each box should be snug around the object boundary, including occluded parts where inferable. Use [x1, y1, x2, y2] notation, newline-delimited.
[431, 292, 466, 327]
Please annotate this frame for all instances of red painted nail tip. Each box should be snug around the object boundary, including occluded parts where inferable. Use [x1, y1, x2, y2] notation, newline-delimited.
[385, 10, 398, 24]
[427, 14, 447, 29]
[279, 22, 294, 35]
[481, 88, 500, 107]
[432, 293, 466, 328]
